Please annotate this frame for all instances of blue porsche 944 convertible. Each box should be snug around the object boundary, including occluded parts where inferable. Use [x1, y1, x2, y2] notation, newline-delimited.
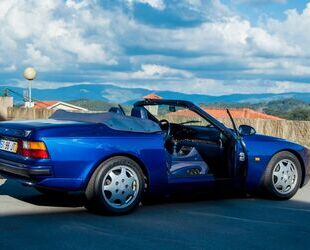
[0, 99, 309, 214]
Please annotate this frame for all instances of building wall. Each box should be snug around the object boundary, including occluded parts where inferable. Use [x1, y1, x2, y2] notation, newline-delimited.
[0, 97, 13, 121]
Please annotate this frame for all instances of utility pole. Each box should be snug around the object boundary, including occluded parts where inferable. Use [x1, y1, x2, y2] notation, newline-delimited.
[3, 88, 9, 97]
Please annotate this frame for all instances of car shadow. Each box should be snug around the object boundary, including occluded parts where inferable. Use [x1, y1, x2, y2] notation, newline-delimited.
[0, 179, 85, 208]
[0, 179, 247, 209]
[1, 179, 310, 249]
[0, 178, 308, 209]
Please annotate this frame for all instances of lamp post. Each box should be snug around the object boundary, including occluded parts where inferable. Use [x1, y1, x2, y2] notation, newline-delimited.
[23, 67, 37, 108]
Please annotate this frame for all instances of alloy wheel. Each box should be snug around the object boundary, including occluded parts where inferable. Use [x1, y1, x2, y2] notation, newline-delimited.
[272, 159, 298, 195]
[102, 165, 139, 209]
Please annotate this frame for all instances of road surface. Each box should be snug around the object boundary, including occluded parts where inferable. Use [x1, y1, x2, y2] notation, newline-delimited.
[1, 178, 310, 250]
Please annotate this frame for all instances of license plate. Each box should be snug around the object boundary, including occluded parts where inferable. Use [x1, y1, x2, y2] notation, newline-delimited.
[0, 139, 18, 153]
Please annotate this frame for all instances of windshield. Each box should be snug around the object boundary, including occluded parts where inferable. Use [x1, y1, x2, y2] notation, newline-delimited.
[143, 104, 212, 127]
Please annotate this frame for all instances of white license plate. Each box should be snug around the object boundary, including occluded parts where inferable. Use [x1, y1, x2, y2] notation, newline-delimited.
[0, 139, 18, 153]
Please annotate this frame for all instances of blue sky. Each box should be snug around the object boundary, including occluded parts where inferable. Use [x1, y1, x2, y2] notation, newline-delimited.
[0, 0, 310, 95]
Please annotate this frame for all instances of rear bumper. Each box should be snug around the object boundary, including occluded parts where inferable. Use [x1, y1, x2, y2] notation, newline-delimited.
[0, 158, 52, 179]
[0, 158, 84, 191]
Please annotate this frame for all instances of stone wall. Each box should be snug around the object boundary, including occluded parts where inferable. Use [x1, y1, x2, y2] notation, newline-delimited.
[7, 107, 55, 120]
[3, 107, 310, 148]
[0, 97, 13, 121]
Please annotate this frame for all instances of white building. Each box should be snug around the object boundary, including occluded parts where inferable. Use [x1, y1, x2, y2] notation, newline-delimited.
[31, 101, 88, 111]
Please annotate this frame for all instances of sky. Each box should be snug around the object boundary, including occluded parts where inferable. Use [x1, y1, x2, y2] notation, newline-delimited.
[0, 0, 310, 96]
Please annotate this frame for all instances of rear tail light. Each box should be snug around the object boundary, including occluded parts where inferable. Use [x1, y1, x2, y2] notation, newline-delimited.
[18, 140, 49, 159]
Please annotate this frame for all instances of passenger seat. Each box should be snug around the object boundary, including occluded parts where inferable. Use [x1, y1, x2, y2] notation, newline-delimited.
[131, 107, 149, 119]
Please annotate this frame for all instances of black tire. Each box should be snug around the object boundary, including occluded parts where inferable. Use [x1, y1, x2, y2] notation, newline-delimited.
[85, 156, 145, 215]
[35, 187, 68, 196]
[261, 151, 302, 200]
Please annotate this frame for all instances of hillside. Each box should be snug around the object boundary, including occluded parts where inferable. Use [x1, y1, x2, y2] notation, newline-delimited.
[1, 84, 310, 105]
[261, 99, 310, 120]
[67, 98, 310, 121]
[1, 84, 309, 120]
[202, 98, 310, 121]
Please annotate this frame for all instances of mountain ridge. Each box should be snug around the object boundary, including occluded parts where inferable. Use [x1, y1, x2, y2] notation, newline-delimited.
[1, 84, 310, 104]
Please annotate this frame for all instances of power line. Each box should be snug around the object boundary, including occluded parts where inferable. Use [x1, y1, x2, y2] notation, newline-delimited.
[6, 88, 49, 109]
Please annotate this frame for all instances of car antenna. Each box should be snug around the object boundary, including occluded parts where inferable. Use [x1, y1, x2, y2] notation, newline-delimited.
[226, 109, 240, 139]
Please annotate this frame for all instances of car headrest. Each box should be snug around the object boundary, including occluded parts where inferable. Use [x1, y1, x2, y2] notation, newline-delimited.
[109, 107, 124, 115]
[131, 107, 149, 119]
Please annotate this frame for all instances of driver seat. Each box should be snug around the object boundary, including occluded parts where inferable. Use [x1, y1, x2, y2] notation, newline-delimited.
[131, 107, 149, 119]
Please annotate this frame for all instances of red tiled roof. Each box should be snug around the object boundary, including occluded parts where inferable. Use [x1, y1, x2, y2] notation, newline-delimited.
[169, 107, 283, 120]
[143, 93, 162, 99]
[33, 101, 58, 109]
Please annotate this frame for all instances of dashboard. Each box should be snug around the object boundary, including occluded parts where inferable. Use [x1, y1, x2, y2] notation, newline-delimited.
[171, 124, 223, 143]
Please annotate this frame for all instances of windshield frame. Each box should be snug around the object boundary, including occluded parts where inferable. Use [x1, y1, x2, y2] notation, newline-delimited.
[134, 99, 234, 138]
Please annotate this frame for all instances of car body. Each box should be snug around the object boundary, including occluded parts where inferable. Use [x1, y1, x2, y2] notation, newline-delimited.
[0, 99, 309, 214]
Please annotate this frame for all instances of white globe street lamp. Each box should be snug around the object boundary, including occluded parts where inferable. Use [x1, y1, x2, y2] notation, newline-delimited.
[23, 67, 37, 108]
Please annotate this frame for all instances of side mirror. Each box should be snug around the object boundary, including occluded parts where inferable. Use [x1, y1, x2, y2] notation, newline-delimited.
[169, 105, 176, 112]
[238, 125, 256, 136]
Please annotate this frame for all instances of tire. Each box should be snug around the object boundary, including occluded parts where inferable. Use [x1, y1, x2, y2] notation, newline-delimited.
[35, 187, 68, 196]
[85, 156, 145, 215]
[262, 151, 302, 200]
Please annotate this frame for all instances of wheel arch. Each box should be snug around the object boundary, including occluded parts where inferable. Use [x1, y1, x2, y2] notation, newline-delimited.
[84, 153, 150, 190]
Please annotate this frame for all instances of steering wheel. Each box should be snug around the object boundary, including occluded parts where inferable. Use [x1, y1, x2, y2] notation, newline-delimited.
[159, 119, 171, 140]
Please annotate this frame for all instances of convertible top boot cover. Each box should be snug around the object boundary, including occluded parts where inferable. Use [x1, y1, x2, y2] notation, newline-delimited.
[50, 110, 161, 133]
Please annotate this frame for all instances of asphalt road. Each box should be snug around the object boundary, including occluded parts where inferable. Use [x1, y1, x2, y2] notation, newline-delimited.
[1, 179, 310, 250]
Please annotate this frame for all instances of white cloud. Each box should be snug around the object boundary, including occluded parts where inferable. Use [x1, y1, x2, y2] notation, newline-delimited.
[2, 65, 17, 73]
[244, 58, 310, 77]
[12, 79, 80, 89]
[92, 77, 310, 96]
[0, 0, 118, 72]
[94, 64, 193, 83]
[233, 0, 287, 4]
[119, 14, 300, 61]
[266, 3, 310, 56]
[23, 44, 53, 69]
[247, 27, 300, 56]
[267, 81, 310, 94]
[0, 0, 309, 95]
[66, 0, 92, 9]
[5, 77, 310, 96]
[125, 0, 166, 10]
[184, 0, 202, 5]
[131, 64, 192, 79]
